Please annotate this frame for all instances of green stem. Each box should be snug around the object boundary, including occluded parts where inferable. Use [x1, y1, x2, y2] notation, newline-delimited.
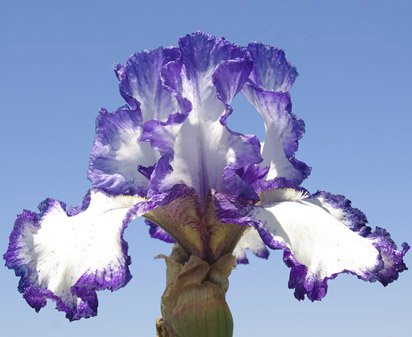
[156, 246, 235, 337]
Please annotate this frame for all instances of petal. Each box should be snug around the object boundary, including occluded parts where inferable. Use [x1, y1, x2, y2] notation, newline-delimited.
[114, 47, 181, 121]
[252, 189, 409, 300]
[145, 219, 175, 244]
[242, 43, 310, 187]
[247, 43, 298, 92]
[116, 47, 191, 157]
[221, 164, 269, 201]
[232, 227, 269, 264]
[217, 188, 408, 301]
[88, 106, 159, 195]
[3, 190, 141, 320]
[156, 32, 261, 202]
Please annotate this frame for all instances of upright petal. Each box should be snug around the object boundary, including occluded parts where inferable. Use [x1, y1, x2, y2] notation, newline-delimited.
[242, 43, 310, 187]
[3, 191, 141, 320]
[156, 32, 261, 203]
[88, 106, 159, 196]
[115, 47, 181, 121]
[247, 43, 298, 92]
[219, 188, 408, 301]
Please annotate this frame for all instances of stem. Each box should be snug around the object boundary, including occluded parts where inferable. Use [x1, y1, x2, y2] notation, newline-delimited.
[155, 245, 235, 337]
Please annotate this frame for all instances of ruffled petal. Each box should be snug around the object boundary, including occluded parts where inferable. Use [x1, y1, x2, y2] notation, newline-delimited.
[3, 190, 141, 320]
[247, 43, 298, 92]
[114, 47, 181, 120]
[257, 189, 409, 300]
[155, 32, 262, 203]
[242, 43, 310, 187]
[218, 188, 408, 301]
[88, 106, 159, 195]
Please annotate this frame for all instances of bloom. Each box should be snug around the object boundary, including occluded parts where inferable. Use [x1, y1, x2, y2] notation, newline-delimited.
[4, 32, 408, 321]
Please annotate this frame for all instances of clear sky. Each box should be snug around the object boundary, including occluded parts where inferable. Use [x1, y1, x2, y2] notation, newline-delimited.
[1, 1, 411, 336]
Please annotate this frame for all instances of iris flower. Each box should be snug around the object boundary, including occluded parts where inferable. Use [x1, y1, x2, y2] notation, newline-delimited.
[4, 32, 408, 336]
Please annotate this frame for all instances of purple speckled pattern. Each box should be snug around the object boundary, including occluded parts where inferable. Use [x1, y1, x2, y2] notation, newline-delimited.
[3, 192, 134, 321]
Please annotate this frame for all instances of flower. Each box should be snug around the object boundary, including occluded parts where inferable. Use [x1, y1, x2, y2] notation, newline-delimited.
[4, 32, 408, 322]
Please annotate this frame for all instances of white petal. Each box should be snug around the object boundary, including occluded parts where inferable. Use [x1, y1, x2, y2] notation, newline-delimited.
[232, 227, 269, 263]
[252, 195, 379, 280]
[5, 190, 142, 320]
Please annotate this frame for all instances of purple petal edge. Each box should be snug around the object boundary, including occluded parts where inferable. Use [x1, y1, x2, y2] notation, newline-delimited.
[214, 190, 409, 301]
[3, 193, 132, 321]
[261, 191, 409, 301]
[145, 219, 175, 244]
[242, 42, 311, 188]
[88, 105, 150, 196]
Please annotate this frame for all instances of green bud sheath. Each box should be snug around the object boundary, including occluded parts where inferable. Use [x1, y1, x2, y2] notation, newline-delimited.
[157, 246, 235, 337]
[172, 282, 233, 337]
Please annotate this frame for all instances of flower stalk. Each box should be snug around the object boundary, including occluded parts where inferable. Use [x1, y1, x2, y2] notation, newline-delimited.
[156, 246, 235, 337]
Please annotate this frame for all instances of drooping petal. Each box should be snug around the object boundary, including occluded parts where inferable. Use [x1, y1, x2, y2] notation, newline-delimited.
[232, 227, 269, 264]
[88, 106, 159, 196]
[3, 190, 142, 320]
[242, 43, 310, 187]
[218, 188, 408, 301]
[154, 32, 262, 203]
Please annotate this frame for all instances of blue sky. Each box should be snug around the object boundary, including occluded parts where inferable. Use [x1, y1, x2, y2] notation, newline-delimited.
[1, 1, 411, 336]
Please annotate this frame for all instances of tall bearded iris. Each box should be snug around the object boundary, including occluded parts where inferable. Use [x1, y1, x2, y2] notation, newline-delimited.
[4, 32, 408, 336]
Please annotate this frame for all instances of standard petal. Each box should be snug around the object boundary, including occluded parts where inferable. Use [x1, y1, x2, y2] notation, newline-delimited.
[247, 43, 298, 92]
[115, 47, 181, 120]
[242, 43, 310, 187]
[156, 32, 261, 203]
[88, 106, 159, 195]
[3, 190, 141, 320]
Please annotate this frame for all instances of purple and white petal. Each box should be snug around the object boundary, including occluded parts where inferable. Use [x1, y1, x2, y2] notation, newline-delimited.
[217, 188, 408, 300]
[232, 227, 269, 264]
[115, 47, 181, 121]
[247, 43, 298, 92]
[251, 188, 408, 300]
[88, 106, 159, 196]
[242, 43, 310, 187]
[3, 190, 141, 321]
[156, 32, 262, 203]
